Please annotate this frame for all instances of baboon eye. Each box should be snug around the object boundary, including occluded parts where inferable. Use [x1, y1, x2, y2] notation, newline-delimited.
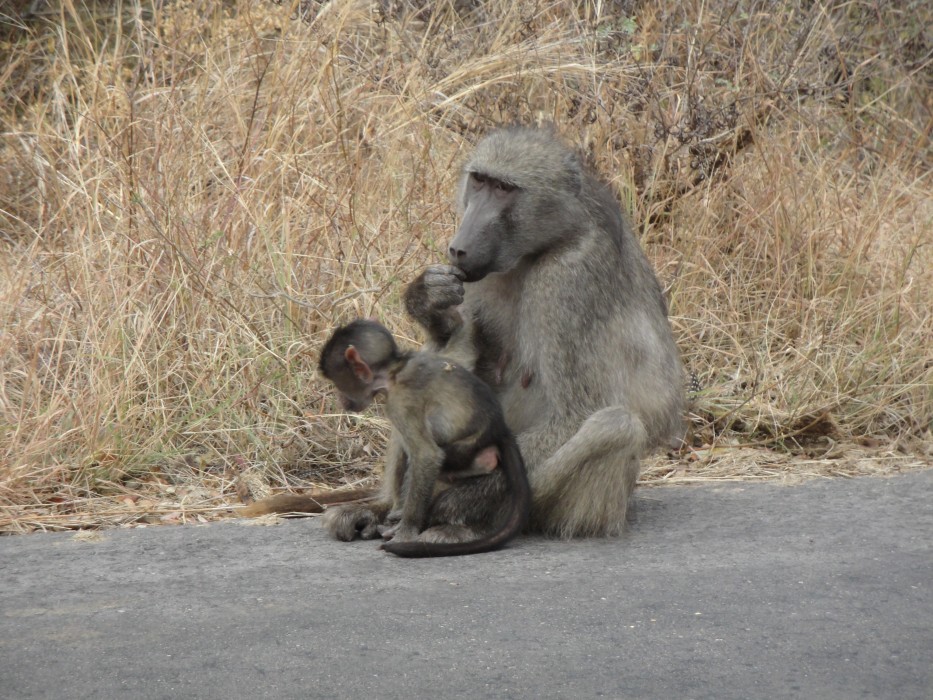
[470, 172, 516, 195]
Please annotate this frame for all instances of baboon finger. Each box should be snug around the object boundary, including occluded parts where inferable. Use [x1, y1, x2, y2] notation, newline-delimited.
[426, 286, 464, 309]
[423, 268, 465, 286]
[423, 264, 466, 280]
[423, 273, 465, 295]
[404, 266, 465, 326]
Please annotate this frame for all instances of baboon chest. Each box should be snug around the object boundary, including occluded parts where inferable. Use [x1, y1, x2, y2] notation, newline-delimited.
[471, 307, 545, 435]
[467, 277, 526, 386]
[472, 317, 507, 387]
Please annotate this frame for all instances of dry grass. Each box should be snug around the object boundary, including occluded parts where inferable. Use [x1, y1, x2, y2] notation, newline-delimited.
[1, 0, 931, 533]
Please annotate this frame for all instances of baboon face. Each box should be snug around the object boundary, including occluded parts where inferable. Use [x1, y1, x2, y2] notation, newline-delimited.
[448, 127, 586, 282]
[447, 170, 519, 281]
[319, 320, 395, 412]
[328, 362, 377, 412]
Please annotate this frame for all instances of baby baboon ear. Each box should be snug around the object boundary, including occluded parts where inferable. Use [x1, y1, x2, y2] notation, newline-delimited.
[344, 346, 373, 383]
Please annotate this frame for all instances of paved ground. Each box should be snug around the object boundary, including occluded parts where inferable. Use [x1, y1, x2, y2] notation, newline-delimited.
[1, 471, 931, 700]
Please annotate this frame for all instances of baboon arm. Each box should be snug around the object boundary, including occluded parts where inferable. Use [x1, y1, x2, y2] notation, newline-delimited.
[404, 267, 479, 369]
[380, 433, 409, 510]
[403, 266, 466, 344]
[422, 312, 478, 371]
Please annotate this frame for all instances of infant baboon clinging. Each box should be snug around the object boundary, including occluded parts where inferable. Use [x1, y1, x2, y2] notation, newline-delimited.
[324, 126, 684, 540]
[318, 320, 530, 557]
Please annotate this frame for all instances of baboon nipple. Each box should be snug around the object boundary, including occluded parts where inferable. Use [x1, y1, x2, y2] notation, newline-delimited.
[521, 369, 534, 389]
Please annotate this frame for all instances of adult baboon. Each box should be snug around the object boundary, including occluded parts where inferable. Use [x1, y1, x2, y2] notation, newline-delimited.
[318, 319, 530, 557]
[323, 125, 683, 540]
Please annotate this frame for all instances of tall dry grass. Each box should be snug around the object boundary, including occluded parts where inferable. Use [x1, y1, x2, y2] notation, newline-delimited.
[1, 0, 931, 531]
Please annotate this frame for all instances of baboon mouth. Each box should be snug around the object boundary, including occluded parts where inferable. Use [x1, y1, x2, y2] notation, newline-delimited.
[456, 266, 491, 283]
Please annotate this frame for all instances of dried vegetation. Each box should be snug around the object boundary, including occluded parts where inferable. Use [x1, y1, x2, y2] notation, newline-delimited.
[1, 0, 931, 532]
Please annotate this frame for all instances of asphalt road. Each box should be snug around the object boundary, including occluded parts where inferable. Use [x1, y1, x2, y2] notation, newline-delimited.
[1, 471, 931, 700]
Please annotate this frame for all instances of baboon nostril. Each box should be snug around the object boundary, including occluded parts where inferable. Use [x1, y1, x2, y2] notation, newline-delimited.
[449, 247, 465, 259]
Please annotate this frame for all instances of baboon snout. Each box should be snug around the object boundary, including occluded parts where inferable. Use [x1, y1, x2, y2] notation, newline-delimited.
[447, 243, 492, 281]
[340, 393, 368, 412]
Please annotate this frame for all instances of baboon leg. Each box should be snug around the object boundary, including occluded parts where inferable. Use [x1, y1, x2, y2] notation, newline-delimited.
[427, 470, 509, 527]
[528, 406, 648, 538]
[414, 477, 506, 545]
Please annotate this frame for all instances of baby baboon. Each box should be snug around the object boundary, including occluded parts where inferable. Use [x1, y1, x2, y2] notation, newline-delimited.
[318, 319, 530, 557]
[327, 126, 684, 539]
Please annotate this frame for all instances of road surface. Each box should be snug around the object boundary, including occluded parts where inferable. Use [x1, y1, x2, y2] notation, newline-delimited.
[2, 471, 931, 699]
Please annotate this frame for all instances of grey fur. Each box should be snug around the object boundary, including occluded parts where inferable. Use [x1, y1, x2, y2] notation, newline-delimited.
[332, 126, 684, 539]
[319, 320, 530, 557]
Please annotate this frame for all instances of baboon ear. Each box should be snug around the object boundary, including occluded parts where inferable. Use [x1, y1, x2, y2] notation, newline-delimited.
[344, 346, 373, 383]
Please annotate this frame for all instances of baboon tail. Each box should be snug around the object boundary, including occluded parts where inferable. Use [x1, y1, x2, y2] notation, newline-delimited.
[382, 435, 530, 558]
[238, 488, 378, 518]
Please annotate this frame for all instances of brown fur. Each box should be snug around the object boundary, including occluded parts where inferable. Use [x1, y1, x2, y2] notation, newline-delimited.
[238, 489, 376, 518]
[318, 126, 683, 539]
[318, 320, 530, 556]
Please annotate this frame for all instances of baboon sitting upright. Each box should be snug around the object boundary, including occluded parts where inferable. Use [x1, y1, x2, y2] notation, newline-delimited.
[319, 319, 530, 557]
[324, 125, 684, 540]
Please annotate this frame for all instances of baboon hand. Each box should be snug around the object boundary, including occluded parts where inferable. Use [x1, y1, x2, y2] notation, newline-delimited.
[404, 265, 466, 323]
[421, 265, 466, 309]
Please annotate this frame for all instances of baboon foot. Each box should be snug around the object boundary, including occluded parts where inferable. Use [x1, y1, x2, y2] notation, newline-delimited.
[417, 524, 480, 544]
[320, 503, 389, 541]
[380, 523, 419, 543]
